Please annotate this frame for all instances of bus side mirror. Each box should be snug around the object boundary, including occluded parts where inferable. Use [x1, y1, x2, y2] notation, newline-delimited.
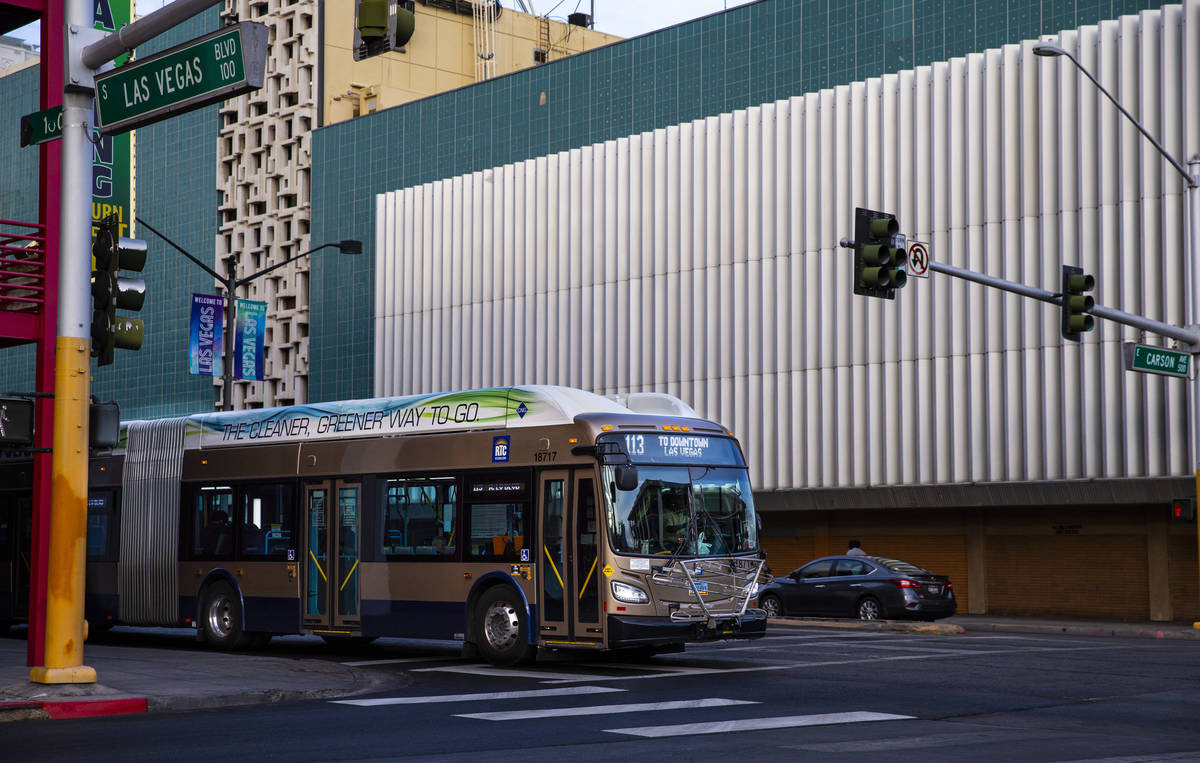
[615, 465, 638, 491]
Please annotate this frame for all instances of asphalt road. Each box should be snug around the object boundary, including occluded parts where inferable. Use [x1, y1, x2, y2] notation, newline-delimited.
[9, 626, 1200, 762]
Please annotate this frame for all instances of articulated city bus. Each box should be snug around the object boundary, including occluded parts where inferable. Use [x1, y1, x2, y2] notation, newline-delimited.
[0, 386, 765, 665]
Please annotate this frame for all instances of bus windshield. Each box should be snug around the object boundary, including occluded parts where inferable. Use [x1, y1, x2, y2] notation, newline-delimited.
[603, 464, 758, 556]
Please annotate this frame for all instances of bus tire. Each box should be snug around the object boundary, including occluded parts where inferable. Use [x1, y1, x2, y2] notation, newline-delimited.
[474, 586, 536, 667]
[201, 581, 252, 650]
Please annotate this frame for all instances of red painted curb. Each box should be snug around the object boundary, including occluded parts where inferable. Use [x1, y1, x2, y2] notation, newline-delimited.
[41, 698, 147, 719]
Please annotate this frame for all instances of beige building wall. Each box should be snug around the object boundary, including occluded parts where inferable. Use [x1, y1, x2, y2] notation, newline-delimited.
[323, 1, 621, 125]
[211, 0, 618, 410]
[216, 0, 318, 410]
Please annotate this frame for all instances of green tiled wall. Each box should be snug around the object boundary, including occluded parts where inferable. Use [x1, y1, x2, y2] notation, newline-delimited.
[0, 9, 219, 420]
[310, 0, 1165, 403]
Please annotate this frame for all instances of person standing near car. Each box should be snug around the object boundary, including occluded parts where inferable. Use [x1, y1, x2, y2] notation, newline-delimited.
[846, 539, 867, 556]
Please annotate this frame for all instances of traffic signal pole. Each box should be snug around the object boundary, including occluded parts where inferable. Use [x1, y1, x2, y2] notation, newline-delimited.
[29, 0, 99, 685]
[923, 260, 1200, 348]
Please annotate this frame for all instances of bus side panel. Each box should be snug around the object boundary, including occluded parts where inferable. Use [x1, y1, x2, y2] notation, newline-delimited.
[179, 562, 302, 635]
[243, 595, 301, 634]
[360, 599, 465, 639]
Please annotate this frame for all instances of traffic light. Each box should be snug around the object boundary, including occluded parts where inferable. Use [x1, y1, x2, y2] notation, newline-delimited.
[1060, 265, 1095, 341]
[91, 215, 147, 367]
[853, 207, 907, 299]
[354, 0, 416, 60]
[1171, 498, 1195, 521]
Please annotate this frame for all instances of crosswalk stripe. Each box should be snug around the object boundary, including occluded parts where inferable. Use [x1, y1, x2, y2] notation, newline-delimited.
[605, 711, 916, 738]
[333, 686, 624, 707]
[456, 697, 758, 721]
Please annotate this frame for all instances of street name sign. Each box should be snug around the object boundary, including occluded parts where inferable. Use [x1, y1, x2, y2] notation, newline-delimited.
[19, 105, 63, 147]
[93, 21, 268, 136]
[1122, 342, 1191, 378]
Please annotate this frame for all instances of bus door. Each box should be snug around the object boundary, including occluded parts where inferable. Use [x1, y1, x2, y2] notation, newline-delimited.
[537, 470, 603, 645]
[303, 480, 362, 632]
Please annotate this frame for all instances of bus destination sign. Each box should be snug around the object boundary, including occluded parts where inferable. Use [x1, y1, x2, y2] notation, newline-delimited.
[93, 22, 268, 136]
[612, 433, 744, 466]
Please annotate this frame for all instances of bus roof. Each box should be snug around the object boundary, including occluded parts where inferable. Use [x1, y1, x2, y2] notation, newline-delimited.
[121, 386, 704, 450]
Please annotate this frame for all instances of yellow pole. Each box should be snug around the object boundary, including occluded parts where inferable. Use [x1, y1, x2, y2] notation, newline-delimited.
[29, 337, 96, 684]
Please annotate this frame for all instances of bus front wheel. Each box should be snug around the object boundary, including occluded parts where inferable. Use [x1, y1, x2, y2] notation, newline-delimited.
[474, 586, 536, 667]
[201, 581, 252, 650]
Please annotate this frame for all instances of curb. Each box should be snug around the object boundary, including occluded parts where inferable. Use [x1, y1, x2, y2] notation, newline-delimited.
[0, 697, 146, 721]
[0, 658, 407, 721]
[767, 617, 963, 636]
[952, 620, 1200, 641]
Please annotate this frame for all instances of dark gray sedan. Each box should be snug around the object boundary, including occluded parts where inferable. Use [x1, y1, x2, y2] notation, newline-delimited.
[756, 555, 956, 621]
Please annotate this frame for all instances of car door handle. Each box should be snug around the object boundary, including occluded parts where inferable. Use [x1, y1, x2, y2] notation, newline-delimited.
[850, 583, 863, 587]
[813, 584, 825, 588]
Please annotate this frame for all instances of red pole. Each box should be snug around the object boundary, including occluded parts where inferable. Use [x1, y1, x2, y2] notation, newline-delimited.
[29, 0, 63, 668]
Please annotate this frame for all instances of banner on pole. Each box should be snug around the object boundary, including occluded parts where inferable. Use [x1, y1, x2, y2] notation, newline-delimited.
[234, 299, 266, 381]
[189, 294, 224, 377]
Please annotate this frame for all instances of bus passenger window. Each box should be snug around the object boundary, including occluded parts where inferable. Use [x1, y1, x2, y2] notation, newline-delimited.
[378, 477, 457, 558]
[468, 502, 527, 561]
[240, 483, 295, 558]
[189, 486, 234, 558]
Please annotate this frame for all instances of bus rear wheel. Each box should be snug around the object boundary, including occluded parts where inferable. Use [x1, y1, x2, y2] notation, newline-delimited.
[201, 581, 252, 650]
[474, 586, 536, 667]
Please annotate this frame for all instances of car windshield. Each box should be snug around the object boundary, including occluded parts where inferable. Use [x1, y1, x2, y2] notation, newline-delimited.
[873, 557, 931, 576]
[603, 464, 758, 556]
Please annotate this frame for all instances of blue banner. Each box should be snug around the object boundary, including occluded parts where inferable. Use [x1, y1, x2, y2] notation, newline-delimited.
[234, 299, 266, 381]
[189, 293, 224, 377]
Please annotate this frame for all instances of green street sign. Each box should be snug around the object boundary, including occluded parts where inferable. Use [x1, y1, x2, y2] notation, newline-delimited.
[93, 22, 268, 136]
[19, 106, 63, 147]
[1123, 342, 1192, 378]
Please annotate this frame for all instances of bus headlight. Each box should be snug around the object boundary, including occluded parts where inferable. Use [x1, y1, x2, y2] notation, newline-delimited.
[611, 580, 649, 604]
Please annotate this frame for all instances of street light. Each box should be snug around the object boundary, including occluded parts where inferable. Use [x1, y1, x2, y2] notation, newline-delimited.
[139, 220, 362, 410]
[1034, 39, 1200, 623]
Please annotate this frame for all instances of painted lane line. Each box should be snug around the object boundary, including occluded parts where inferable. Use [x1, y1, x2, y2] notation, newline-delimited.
[412, 665, 610, 681]
[332, 686, 624, 706]
[606, 711, 915, 738]
[576, 662, 718, 675]
[456, 697, 759, 721]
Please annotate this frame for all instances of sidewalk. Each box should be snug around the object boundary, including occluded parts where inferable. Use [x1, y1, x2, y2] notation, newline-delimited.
[0, 631, 405, 721]
[769, 613, 1200, 641]
[2, 614, 1197, 721]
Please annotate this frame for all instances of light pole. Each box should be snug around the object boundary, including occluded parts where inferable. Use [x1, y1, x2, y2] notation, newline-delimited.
[1033, 40, 1200, 624]
[139, 220, 362, 410]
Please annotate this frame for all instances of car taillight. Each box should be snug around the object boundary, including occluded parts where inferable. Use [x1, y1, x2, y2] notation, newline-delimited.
[890, 578, 920, 588]
[945, 582, 953, 591]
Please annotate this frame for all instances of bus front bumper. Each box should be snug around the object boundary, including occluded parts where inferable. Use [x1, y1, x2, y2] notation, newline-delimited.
[607, 609, 767, 649]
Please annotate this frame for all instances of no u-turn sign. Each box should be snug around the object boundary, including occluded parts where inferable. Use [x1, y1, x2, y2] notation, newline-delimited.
[907, 241, 931, 278]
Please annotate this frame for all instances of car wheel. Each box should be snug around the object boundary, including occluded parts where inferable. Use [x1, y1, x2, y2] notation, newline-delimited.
[856, 596, 882, 621]
[201, 581, 253, 650]
[760, 595, 783, 618]
[474, 586, 536, 667]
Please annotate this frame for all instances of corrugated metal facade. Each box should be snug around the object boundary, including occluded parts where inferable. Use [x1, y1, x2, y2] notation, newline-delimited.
[375, 2, 1198, 493]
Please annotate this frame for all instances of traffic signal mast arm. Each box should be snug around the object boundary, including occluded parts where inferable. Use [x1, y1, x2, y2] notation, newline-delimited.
[926, 259, 1200, 351]
[79, 0, 223, 70]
